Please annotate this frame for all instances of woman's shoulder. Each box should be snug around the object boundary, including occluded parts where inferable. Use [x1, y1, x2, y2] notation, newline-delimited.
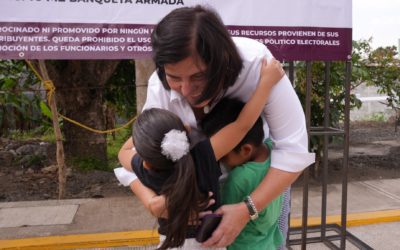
[147, 71, 167, 95]
[232, 37, 272, 62]
[143, 71, 175, 110]
[224, 37, 274, 99]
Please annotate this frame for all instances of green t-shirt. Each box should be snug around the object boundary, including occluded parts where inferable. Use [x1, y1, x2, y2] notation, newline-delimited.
[221, 139, 283, 250]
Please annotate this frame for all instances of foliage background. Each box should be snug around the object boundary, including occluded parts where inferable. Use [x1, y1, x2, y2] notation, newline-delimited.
[1, 39, 398, 172]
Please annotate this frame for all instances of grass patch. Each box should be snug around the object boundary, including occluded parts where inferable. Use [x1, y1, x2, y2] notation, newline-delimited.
[7, 127, 56, 142]
[366, 112, 388, 122]
[70, 127, 131, 172]
[70, 156, 109, 172]
[107, 126, 131, 170]
[4, 125, 132, 172]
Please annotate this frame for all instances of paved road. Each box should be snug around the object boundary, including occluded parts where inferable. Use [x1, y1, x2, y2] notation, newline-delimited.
[2, 178, 400, 249]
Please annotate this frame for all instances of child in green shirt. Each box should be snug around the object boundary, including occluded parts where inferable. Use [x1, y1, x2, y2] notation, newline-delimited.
[201, 98, 283, 250]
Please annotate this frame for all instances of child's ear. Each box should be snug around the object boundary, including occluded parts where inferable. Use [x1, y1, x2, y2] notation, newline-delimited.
[143, 161, 152, 170]
[240, 144, 254, 158]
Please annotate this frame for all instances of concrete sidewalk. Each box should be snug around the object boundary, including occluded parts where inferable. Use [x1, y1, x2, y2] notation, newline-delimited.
[1, 178, 400, 249]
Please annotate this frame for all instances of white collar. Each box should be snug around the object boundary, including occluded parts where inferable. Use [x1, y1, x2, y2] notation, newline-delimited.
[169, 89, 184, 103]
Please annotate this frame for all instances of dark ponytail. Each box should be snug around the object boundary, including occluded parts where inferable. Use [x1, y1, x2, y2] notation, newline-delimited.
[159, 154, 208, 249]
[132, 108, 208, 249]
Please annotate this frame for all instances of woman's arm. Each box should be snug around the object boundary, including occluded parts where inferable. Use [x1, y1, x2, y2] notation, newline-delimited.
[211, 58, 284, 160]
[129, 179, 167, 218]
[118, 137, 135, 171]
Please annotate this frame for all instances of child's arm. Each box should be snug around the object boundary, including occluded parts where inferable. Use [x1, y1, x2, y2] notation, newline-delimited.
[211, 58, 284, 160]
[118, 138, 165, 216]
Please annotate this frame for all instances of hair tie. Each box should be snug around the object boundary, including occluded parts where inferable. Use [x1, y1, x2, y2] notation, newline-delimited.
[161, 129, 190, 162]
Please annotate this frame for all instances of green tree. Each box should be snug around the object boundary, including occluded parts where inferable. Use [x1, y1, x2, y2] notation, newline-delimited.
[45, 60, 120, 163]
[105, 60, 136, 119]
[294, 40, 374, 177]
[0, 59, 137, 169]
[0, 60, 44, 135]
[366, 46, 400, 130]
[295, 38, 400, 177]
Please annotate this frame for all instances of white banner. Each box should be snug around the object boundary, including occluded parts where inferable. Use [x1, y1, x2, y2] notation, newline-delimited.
[0, 0, 352, 60]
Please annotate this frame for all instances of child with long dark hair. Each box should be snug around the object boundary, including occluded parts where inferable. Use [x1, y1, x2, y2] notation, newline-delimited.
[118, 58, 284, 249]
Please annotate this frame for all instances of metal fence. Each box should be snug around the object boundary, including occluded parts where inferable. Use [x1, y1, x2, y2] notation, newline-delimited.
[286, 61, 373, 250]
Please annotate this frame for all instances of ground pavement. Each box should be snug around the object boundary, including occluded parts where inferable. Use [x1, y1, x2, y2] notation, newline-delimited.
[1, 177, 400, 249]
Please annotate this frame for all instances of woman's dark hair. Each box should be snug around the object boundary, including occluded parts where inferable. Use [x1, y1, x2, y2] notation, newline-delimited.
[151, 5, 243, 105]
[132, 108, 207, 249]
[201, 98, 264, 152]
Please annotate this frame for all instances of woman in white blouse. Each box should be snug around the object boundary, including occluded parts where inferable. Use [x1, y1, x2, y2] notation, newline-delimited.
[116, 5, 315, 249]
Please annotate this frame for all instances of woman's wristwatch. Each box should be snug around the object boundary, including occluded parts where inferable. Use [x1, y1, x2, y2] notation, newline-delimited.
[243, 196, 259, 220]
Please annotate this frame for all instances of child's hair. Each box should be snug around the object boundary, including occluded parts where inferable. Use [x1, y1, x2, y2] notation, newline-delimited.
[201, 98, 264, 152]
[132, 108, 208, 249]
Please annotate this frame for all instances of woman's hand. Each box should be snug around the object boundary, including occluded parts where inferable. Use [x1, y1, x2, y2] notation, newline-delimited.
[202, 202, 249, 247]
